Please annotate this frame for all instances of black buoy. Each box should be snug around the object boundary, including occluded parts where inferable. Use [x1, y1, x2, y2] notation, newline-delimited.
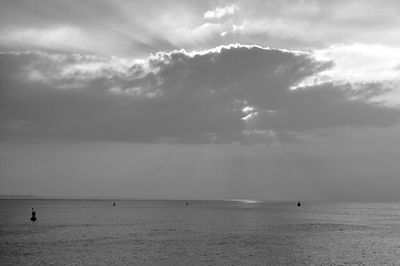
[30, 208, 37, 222]
[297, 201, 301, 207]
[186, 202, 189, 206]
[113, 202, 116, 206]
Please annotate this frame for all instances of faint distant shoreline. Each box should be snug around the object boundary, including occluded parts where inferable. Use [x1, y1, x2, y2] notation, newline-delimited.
[0, 195, 139, 200]
[0, 195, 263, 202]
[0, 194, 39, 199]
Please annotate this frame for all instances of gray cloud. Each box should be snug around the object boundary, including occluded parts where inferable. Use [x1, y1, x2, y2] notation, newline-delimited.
[247, 83, 400, 132]
[2, 0, 400, 56]
[217, 0, 400, 50]
[1, 45, 399, 144]
[0, 0, 207, 56]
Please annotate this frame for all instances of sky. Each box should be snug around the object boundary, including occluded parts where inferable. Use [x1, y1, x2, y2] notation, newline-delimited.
[1, 0, 400, 201]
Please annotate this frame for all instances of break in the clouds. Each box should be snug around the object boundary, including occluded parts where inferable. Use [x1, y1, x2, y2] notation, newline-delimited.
[204, 5, 239, 20]
[1, 45, 399, 144]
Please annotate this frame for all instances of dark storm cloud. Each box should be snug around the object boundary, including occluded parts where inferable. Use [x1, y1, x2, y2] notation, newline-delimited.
[1, 45, 399, 144]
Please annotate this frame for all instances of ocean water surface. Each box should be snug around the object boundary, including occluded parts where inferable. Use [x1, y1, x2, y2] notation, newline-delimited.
[1, 199, 400, 265]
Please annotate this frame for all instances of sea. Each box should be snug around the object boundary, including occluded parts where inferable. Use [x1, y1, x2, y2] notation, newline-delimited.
[1, 199, 400, 265]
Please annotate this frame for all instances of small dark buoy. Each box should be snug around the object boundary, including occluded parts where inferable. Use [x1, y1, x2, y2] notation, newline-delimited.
[30, 208, 37, 222]
[297, 201, 301, 207]
[113, 202, 116, 206]
[186, 202, 189, 206]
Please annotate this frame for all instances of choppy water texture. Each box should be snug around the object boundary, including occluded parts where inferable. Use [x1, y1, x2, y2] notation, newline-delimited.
[1, 200, 400, 265]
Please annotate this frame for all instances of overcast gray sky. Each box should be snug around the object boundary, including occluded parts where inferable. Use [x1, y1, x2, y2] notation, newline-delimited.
[1, 0, 400, 201]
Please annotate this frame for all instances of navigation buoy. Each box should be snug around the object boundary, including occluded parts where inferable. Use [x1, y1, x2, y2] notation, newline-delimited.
[186, 202, 189, 206]
[297, 201, 301, 207]
[113, 202, 116, 206]
[30, 208, 37, 222]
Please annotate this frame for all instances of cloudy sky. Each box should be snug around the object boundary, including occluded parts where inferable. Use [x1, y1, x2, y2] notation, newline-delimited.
[1, 0, 400, 201]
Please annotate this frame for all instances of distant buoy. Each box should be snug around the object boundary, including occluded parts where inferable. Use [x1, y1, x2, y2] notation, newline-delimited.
[297, 201, 301, 207]
[30, 208, 37, 222]
[186, 202, 189, 206]
[113, 202, 116, 206]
